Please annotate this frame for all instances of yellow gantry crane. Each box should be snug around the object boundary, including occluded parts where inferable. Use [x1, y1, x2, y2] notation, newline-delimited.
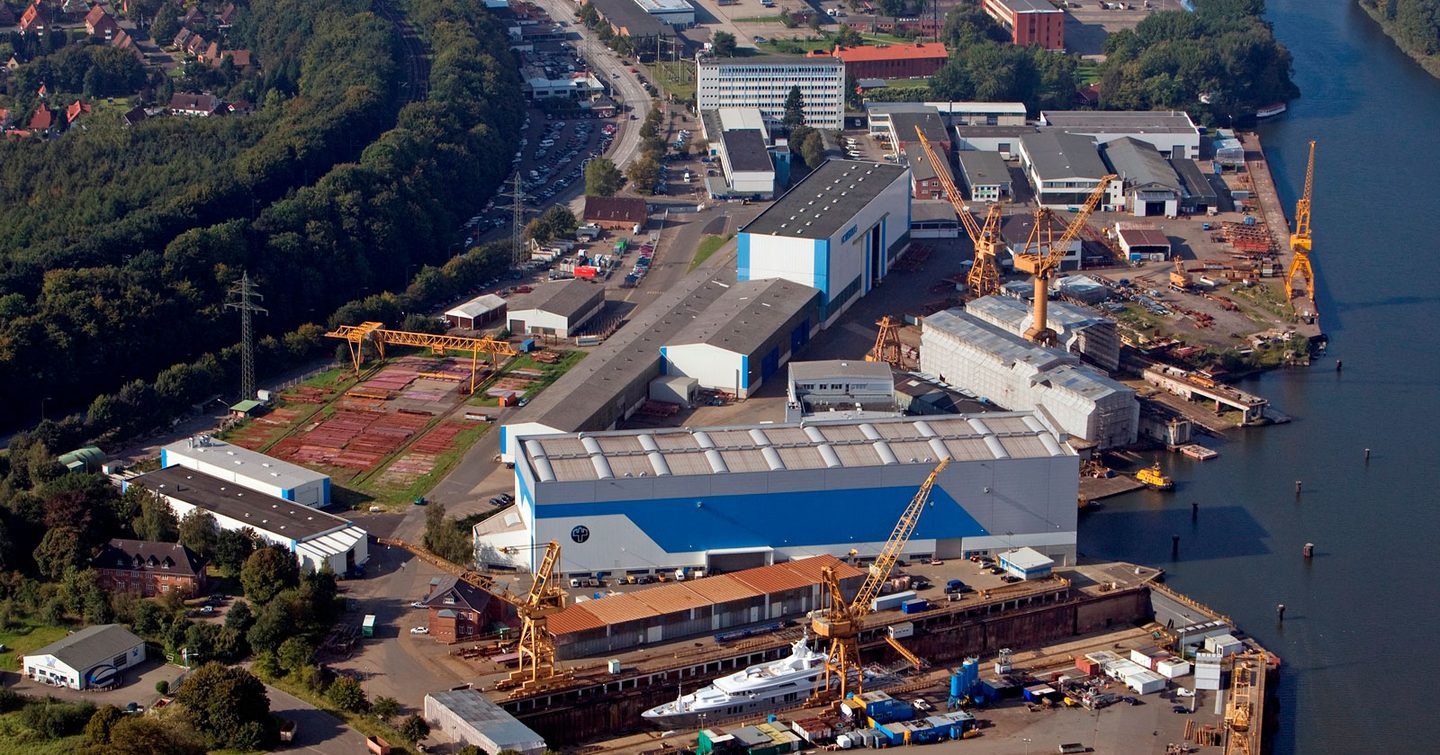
[1286, 140, 1317, 305]
[866, 315, 904, 369]
[325, 322, 519, 394]
[1013, 176, 1116, 346]
[811, 458, 950, 701]
[914, 126, 1004, 298]
[378, 538, 571, 695]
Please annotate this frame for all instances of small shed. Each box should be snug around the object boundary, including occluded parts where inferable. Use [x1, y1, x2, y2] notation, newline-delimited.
[998, 547, 1053, 580]
[424, 689, 546, 754]
[649, 375, 698, 406]
[1115, 226, 1172, 262]
[57, 446, 105, 474]
[229, 399, 266, 418]
[445, 294, 508, 330]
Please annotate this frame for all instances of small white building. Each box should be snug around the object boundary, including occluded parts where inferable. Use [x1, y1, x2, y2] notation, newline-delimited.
[786, 359, 896, 416]
[1103, 137, 1183, 217]
[998, 546, 1054, 580]
[957, 150, 1012, 203]
[128, 467, 369, 575]
[716, 128, 776, 197]
[425, 689, 547, 754]
[633, 0, 694, 26]
[910, 201, 960, 239]
[660, 278, 822, 398]
[445, 294, 507, 330]
[23, 624, 146, 690]
[162, 436, 330, 507]
[738, 160, 912, 324]
[1040, 110, 1202, 160]
[920, 308, 1138, 448]
[1115, 225, 1172, 262]
[506, 279, 605, 338]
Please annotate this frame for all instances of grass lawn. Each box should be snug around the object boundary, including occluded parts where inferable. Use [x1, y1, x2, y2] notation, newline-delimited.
[689, 233, 734, 272]
[0, 623, 69, 672]
[646, 60, 696, 102]
[0, 713, 86, 755]
[1076, 59, 1102, 85]
[880, 77, 930, 90]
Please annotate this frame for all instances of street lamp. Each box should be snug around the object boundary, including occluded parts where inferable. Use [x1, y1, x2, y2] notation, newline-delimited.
[40, 396, 51, 423]
[1022, 737, 1033, 755]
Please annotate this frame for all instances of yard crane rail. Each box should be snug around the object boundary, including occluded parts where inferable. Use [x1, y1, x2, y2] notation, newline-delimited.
[1014, 176, 1116, 345]
[914, 126, 1003, 298]
[811, 458, 951, 701]
[1286, 140, 1317, 304]
[325, 321, 520, 394]
[377, 537, 571, 695]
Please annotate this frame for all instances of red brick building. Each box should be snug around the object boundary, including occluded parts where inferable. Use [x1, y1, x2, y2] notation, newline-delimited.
[817, 42, 949, 81]
[92, 540, 207, 598]
[423, 576, 516, 643]
[982, 0, 1065, 51]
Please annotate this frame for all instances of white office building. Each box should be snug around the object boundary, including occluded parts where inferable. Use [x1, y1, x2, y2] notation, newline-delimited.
[1039, 110, 1202, 160]
[738, 160, 911, 324]
[696, 54, 845, 130]
[921, 308, 1138, 448]
[1017, 131, 1123, 210]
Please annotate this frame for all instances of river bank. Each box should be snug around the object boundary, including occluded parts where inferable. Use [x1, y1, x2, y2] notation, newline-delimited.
[1356, 1, 1440, 78]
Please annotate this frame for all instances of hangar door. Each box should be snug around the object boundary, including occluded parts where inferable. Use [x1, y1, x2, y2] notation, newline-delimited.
[707, 547, 773, 573]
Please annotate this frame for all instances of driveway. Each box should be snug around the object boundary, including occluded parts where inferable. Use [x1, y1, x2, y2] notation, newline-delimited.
[266, 683, 371, 755]
[6, 658, 185, 709]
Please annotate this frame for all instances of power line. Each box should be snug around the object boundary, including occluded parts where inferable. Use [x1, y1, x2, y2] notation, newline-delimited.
[505, 173, 527, 268]
[225, 271, 268, 402]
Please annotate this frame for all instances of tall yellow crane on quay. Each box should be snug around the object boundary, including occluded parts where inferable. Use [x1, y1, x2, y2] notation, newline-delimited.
[1013, 176, 1116, 346]
[1286, 140, 1317, 307]
[811, 458, 950, 701]
[914, 126, 1004, 298]
[378, 538, 571, 695]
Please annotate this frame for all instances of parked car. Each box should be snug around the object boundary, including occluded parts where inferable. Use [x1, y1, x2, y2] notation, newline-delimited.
[411, 601, 427, 609]
[410, 627, 429, 635]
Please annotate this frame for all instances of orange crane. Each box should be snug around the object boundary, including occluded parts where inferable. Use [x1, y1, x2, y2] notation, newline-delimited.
[1286, 140, 1316, 304]
[811, 458, 950, 701]
[866, 315, 904, 368]
[377, 538, 571, 695]
[913, 126, 1004, 298]
[325, 322, 519, 394]
[1013, 176, 1116, 345]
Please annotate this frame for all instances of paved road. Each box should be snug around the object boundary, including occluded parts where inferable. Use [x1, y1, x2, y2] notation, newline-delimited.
[266, 683, 371, 755]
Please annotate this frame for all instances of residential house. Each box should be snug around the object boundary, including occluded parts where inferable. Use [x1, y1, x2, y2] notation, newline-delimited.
[0, 108, 10, 129]
[111, 29, 143, 61]
[170, 92, 221, 117]
[423, 575, 514, 643]
[173, 28, 194, 49]
[122, 105, 147, 127]
[65, 100, 90, 126]
[28, 103, 55, 132]
[179, 5, 203, 27]
[92, 539, 208, 598]
[5, 57, 20, 74]
[85, 4, 118, 40]
[184, 34, 208, 59]
[19, 2, 52, 34]
[216, 2, 237, 28]
[582, 195, 648, 231]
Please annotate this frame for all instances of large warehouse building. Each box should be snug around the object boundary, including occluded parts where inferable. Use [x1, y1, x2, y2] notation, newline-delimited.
[696, 54, 845, 130]
[490, 413, 1080, 576]
[1040, 110, 1202, 160]
[162, 436, 331, 507]
[965, 295, 1122, 373]
[738, 160, 912, 324]
[920, 309, 1138, 448]
[660, 278, 821, 398]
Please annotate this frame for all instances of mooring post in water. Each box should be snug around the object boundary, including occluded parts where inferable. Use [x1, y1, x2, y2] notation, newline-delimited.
[1277, 603, 1286, 622]
[1303, 542, 1315, 558]
[1191, 501, 1199, 520]
[1295, 480, 1303, 496]
[1171, 535, 1180, 558]
[1336, 359, 1343, 372]
[1364, 448, 1371, 464]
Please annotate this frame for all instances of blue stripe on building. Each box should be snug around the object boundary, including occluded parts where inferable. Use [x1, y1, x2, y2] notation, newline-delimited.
[737, 234, 751, 281]
[740, 354, 750, 391]
[537, 486, 990, 553]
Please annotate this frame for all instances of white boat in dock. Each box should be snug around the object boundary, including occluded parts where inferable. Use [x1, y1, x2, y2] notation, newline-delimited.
[641, 633, 826, 728]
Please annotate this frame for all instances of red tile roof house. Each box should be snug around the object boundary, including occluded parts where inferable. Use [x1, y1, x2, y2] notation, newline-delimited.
[28, 103, 55, 132]
[19, 2, 52, 34]
[92, 539, 208, 598]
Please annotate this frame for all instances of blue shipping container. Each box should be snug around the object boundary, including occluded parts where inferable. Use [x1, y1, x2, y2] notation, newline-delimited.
[902, 599, 929, 614]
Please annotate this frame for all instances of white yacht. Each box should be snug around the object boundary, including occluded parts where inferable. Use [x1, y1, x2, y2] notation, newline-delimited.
[641, 633, 827, 728]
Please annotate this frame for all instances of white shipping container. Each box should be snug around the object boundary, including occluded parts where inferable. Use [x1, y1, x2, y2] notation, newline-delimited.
[872, 590, 917, 612]
[888, 621, 915, 640]
[1125, 670, 1167, 695]
[1156, 659, 1192, 678]
[1130, 647, 1160, 668]
[1205, 633, 1245, 657]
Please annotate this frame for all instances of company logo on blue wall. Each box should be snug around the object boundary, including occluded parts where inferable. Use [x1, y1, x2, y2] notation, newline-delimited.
[570, 526, 591, 544]
[841, 224, 858, 243]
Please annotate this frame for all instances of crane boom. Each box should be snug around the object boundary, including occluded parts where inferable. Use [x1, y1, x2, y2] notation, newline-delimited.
[1013, 176, 1115, 345]
[1286, 140, 1317, 308]
[914, 126, 1002, 297]
[849, 458, 951, 612]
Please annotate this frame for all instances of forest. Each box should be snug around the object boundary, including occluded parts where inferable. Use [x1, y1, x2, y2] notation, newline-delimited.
[1096, 0, 1299, 119]
[0, 0, 523, 443]
[1359, 0, 1440, 76]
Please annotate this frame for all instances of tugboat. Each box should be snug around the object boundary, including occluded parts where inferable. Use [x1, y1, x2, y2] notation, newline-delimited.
[1136, 462, 1175, 491]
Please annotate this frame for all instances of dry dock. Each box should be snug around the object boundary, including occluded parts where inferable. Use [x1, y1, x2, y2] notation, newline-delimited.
[1237, 131, 1324, 341]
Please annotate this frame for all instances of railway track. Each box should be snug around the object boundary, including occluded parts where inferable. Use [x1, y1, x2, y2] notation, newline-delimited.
[376, 0, 430, 102]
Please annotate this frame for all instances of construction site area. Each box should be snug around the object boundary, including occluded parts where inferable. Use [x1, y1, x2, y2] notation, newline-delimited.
[219, 324, 585, 507]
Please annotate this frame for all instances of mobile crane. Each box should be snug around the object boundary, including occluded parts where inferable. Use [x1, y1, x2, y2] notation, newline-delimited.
[811, 458, 950, 701]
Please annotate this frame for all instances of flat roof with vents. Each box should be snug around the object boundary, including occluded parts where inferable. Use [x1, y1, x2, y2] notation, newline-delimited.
[131, 466, 354, 540]
[519, 411, 1070, 483]
[163, 437, 328, 490]
[741, 159, 909, 240]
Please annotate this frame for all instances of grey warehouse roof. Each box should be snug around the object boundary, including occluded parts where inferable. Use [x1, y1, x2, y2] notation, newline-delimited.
[954, 125, 1036, 138]
[446, 294, 506, 319]
[789, 359, 894, 381]
[1020, 131, 1107, 180]
[589, 0, 675, 37]
[958, 150, 1011, 187]
[1041, 110, 1198, 135]
[996, 0, 1063, 11]
[966, 294, 1109, 332]
[132, 466, 353, 540]
[1170, 158, 1219, 202]
[667, 278, 819, 356]
[426, 689, 546, 752]
[721, 129, 773, 172]
[891, 110, 949, 144]
[519, 411, 1071, 482]
[27, 624, 143, 671]
[925, 309, 1074, 371]
[506, 279, 603, 321]
[164, 437, 326, 490]
[1103, 137, 1181, 193]
[742, 160, 908, 240]
[902, 144, 937, 182]
[911, 200, 959, 224]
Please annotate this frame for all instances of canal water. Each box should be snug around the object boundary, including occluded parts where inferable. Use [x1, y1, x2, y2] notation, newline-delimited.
[1077, 2, 1440, 752]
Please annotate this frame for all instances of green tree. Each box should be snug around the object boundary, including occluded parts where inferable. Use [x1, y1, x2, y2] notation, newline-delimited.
[277, 636, 315, 677]
[213, 527, 257, 573]
[240, 545, 299, 604]
[83, 704, 124, 745]
[782, 86, 806, 130]
[326, 675, 369, 712]
[132, 599, 165, 636]
[156, 680, 170, 695]
[132, 490, 179, 542]
[585, 158, 623, 196]
[103, 716, 204, 755]
[174, 663, 274, 750]
[835, 24, 863, 48]
[372, 695, 401, 721]
[34, 526, 84, 580]
[399, 713, 431, 744]
[800, 130, 826, 170]
[224, 600, 255, 633]
[626, 155, 661, 195]
[178, 510, 218, 560]
[712, 31, 737, 57]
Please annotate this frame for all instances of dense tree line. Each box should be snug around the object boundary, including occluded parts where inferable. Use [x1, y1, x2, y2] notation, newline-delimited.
[1097, 0, 1298, 119]
[1360, 0, 1440, 70]
[928, 5, 1079, 114]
